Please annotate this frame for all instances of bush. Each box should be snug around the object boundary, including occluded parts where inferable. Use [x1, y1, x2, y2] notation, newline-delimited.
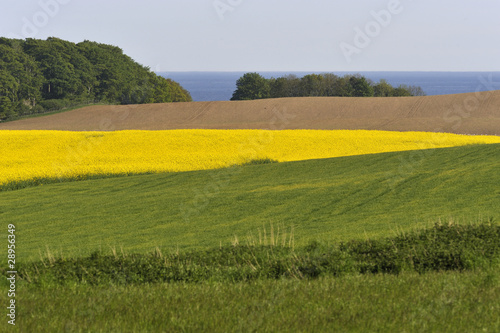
[40, 99, 70, 111]
[32, 104, 45, 113]
[341, 221, 500, 273]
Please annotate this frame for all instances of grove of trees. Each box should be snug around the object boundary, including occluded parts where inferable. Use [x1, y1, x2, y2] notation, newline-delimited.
[231, 72, 425, 101]
[0, 37, 192, 121]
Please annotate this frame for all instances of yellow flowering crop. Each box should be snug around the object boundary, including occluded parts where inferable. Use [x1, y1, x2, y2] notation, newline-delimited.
[1, 129, 499, 187]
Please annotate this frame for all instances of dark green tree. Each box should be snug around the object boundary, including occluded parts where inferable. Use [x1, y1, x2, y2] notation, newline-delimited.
[231, 73, 270, 100]
[0, 96, 13, 119]
[373, 79, 394, 97]
[0, 41, 43, 116]
[269, 77, 287, 98]
[23, 38, 80, 100]
[299, 74, 324, 96]
[349, 75, 374, 97]
[331, 76, 353, 97]
[0, 37, 192, 120]
[393, 85, 413, 97]
[0, 69, 18, 103]
[320, 73, 340, 96]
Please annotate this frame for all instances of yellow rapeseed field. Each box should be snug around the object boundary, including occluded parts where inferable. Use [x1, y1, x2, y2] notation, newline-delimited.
[1, 129, 500, 187]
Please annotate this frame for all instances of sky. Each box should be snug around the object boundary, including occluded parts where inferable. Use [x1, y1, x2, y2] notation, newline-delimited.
[1, 0, 499, 72]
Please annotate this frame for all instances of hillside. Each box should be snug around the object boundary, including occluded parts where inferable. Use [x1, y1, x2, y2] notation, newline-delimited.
[1, 91, 499, 134]
[3, 143, 499, 262]
[0, 37, 191, 120]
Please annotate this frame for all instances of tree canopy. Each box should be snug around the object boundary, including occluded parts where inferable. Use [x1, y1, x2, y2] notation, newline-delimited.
[231, 72, 426, 101]
[0, 37, 191, 121]
[230, 73, 270, 100]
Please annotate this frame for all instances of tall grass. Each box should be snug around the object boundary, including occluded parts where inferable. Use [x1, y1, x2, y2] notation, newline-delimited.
[18, 269, 500, 332]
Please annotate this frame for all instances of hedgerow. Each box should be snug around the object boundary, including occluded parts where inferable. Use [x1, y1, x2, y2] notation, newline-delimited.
[9, 221, 499, 286]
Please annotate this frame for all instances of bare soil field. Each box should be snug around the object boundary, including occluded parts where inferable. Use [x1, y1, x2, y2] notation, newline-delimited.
[1, 91, 499, 134]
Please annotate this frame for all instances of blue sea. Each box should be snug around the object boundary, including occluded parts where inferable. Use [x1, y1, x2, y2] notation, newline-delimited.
[158, 71, 500, 102]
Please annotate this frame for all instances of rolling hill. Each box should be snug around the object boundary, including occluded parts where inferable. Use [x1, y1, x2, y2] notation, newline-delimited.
[2, 90, 500, 332]
[2, 143, 499, 262]
[1, 91, 499, 134]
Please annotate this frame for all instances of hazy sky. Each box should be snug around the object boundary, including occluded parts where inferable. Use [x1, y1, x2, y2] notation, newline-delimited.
[1, 0, 499, 72]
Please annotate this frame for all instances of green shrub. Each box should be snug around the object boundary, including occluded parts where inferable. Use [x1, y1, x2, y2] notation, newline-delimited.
[40, 99, 69, 111]
[341, 220, 500, 274]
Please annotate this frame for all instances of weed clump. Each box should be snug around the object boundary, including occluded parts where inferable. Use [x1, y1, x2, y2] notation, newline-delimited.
[240, 158, 279, 166]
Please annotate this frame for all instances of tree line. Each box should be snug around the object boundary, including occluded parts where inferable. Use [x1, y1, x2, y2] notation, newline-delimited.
[0, 37, 192, 121]
[231, 72, 425, 101]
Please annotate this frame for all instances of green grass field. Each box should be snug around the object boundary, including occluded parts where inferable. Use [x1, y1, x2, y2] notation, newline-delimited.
[17, 269, 500, 332]
[2, 143, 499, 262]
[2, 143, 500, 332]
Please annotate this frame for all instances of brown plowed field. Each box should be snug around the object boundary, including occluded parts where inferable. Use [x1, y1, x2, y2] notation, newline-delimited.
[1, 91, 499, 135]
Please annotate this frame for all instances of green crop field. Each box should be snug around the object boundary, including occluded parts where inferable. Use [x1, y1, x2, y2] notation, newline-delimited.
[2, 143, 500, 332]
[1, 143, 499, 261]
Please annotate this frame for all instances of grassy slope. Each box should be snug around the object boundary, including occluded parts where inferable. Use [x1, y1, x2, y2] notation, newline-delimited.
[2, 143, 499, 262]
